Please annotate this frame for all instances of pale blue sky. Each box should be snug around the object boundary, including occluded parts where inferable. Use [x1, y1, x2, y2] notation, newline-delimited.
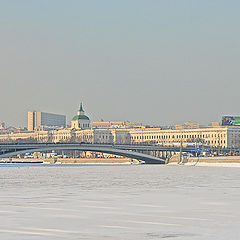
[0, 0, 239, 127]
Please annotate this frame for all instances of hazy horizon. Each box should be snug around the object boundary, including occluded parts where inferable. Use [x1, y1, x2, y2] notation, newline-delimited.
[1, 1, 240, 128]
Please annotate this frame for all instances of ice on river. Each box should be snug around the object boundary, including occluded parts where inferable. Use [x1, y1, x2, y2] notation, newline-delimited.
[0, 164, 239, 240]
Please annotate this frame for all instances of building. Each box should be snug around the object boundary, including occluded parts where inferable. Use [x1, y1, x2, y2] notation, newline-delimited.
[175, 122, 200, 130]
[71, 103, 90, 129]
[111, 129, 131, 144]
[28, 111, 66, 131]
[1, 104, 240, 149]
[1, 124, 240, 149]
[211, 122, 220, 127]
[90, 121, 142, 129]
[129, 126, 240, 149]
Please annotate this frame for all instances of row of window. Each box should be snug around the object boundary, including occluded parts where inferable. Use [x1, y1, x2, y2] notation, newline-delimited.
[131, 133, 227, 140]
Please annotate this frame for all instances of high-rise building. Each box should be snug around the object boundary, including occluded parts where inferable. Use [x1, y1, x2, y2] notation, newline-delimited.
[28, 111, 66, 131]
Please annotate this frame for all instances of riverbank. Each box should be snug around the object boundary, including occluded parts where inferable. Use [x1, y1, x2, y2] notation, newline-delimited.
[168, 162, 240, 167]
[187, 162, 240, 167]
[0, 158, 141, 164]
[187, 155, 240, 163]
[168, 155, 240, 167]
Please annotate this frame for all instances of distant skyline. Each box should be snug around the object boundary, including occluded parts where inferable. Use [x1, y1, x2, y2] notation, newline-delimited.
[1, 1, 240, 127]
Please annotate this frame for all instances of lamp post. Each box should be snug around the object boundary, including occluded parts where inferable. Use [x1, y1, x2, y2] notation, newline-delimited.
[178, 133, 183, 164]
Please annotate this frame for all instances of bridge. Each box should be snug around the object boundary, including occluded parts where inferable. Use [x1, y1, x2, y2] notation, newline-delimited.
[0, 143, 203, 164]
[0, 143, 171, 164]
[0, 143, 236, 164]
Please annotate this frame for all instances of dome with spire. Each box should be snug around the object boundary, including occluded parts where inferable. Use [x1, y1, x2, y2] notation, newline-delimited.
[71, 103, 90, 129]
[72, 115, 90, 121]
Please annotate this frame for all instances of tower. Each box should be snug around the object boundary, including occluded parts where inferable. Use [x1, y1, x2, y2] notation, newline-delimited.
[71, 103, 90, 129]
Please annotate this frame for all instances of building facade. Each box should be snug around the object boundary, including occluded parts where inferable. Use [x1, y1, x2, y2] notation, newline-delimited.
[1, 104, 239, 149]
[129, 126, 240, 148]
[1, 125, 240, 149]
[28, 111, 66, 131]
[175, 122, 200, 130]
[90, 121, 142, 129]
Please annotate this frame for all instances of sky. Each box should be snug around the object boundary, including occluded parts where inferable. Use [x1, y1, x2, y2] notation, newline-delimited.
[0, 0, 240, 127]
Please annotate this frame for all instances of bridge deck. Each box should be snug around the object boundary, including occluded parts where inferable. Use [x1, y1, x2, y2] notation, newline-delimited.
[0, 144, 167, 164]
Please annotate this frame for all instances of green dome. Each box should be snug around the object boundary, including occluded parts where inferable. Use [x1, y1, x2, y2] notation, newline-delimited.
[72, 115, 90, 121]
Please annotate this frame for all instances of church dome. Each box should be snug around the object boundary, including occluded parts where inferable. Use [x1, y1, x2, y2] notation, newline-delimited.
[72, 115, 90, 121]
[71, 103, 91, 130]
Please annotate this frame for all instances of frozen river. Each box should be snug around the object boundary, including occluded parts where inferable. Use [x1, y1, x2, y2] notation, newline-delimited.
[0, 164, 239, 239]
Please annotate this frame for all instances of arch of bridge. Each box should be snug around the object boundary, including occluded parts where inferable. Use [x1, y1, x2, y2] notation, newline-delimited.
[0, 145, 165, 164]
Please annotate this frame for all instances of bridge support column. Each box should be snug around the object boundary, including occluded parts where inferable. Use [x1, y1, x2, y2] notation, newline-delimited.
[152, 151, 156, 157]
